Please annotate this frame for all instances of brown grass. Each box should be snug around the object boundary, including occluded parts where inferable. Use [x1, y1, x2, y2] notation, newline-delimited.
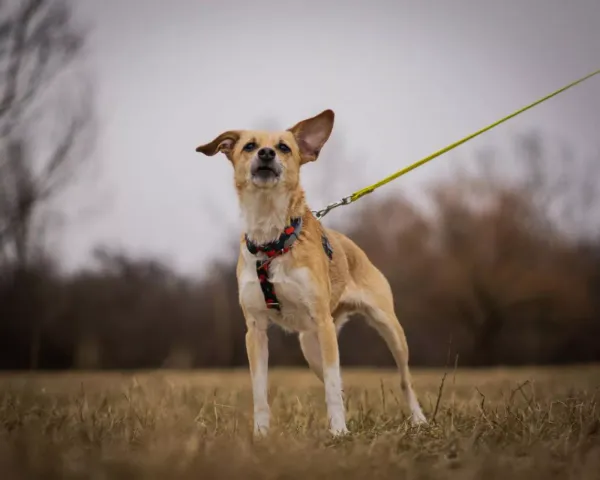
[1, 366, 600, 479]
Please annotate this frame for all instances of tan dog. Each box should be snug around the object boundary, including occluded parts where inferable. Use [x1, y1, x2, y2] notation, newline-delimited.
[196, 109, 426, 435]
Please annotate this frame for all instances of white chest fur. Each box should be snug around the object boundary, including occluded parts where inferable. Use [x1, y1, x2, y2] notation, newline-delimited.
[238, 249, 316, 332]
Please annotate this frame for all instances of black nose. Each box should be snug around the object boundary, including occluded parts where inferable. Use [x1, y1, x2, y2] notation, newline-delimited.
[257, 147, 276, 162]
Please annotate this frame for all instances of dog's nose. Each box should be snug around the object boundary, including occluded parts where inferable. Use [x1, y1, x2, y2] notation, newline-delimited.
[257, 147, 276, 162]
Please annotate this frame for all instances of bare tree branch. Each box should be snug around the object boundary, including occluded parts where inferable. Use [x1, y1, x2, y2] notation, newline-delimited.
[0, 0, 82, 138]
[0, 0, 93, 268]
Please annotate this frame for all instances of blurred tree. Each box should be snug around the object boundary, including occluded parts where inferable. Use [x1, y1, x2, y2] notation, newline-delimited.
[0, 0, 94, 369]
[0, 0, 93, 269]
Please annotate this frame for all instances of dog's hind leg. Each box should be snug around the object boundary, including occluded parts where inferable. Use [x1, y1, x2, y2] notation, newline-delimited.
[358, 284, 427, 424]
[299, 331, 324, 382]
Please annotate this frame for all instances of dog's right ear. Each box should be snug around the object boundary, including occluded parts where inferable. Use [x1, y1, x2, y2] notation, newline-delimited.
[287, 109, 335, 164]
[195, 131, 241, 159]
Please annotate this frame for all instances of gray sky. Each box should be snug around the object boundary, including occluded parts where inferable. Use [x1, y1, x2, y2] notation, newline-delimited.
[64, 0, 600, 274]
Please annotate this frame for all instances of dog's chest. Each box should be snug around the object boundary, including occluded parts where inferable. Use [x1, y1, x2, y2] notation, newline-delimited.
[239, 254, 316, 332]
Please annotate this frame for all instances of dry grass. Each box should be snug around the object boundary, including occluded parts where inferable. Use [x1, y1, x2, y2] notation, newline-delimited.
[1, 366, 600, 479]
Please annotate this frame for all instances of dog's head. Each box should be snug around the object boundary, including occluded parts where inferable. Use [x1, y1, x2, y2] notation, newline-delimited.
[196, 109, 334, 190]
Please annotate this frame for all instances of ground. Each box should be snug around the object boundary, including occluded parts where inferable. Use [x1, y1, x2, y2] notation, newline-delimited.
[1, 366, 600, 479]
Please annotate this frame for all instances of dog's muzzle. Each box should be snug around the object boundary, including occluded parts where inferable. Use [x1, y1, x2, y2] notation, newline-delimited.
[251, 148, 282, 183]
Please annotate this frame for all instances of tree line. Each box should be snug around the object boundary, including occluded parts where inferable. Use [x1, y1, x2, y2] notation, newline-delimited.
[1, 0, 599, 370]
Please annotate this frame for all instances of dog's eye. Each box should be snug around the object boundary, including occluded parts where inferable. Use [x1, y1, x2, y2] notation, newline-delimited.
[243, 142, 257, 152]
[277, 143, 291, 153]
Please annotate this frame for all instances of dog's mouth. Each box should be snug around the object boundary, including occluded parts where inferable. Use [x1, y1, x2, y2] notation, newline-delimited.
[251, 164, 281, 183]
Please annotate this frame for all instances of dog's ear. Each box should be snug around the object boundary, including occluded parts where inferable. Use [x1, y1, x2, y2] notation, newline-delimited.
[196, 131, 241, 159]
[287, 109, 334, 164]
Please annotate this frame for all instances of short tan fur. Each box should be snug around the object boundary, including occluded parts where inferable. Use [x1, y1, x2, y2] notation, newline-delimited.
[196, 110, 426, 435]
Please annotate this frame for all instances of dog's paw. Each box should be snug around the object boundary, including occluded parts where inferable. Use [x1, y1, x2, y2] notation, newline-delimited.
[329, 425, 350, 437]
[410, 411, 428, 426]
[253, 424, 270, 438]
[253, 409, 270, 437]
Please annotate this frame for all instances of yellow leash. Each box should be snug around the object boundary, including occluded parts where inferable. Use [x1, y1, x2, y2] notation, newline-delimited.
[313, 68, 600, 220]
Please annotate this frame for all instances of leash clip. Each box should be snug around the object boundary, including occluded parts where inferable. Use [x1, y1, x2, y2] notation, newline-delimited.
[312, 195, 352, 220]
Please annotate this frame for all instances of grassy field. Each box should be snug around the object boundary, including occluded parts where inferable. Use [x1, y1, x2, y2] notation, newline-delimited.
[1, 366, 600, 479]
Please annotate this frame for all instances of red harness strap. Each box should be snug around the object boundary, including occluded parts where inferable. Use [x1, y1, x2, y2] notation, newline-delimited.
[245, 218, 333, 310]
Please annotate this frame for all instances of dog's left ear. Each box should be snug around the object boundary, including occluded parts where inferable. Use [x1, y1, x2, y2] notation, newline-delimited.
[287, 109, 334, 164]
[196, 131, 241, 160]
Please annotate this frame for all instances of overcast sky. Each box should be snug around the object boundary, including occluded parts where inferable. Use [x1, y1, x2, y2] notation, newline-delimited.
[64, 0, 600, 275]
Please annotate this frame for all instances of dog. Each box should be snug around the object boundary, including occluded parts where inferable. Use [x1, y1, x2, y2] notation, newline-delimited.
[196, 109, 427, 436]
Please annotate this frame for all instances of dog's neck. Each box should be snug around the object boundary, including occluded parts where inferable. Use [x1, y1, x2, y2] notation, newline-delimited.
[239, 186, 307, 245]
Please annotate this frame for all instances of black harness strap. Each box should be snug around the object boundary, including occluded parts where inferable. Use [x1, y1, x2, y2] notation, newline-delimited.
[245, 217, 333, 310]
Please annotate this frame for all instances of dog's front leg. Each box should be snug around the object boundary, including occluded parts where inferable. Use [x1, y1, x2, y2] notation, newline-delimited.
[317, 319, 349, 435]
[245, 321, 270, 436]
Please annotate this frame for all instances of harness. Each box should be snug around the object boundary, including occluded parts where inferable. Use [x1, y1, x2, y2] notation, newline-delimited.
[245, 217, 333, 311]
